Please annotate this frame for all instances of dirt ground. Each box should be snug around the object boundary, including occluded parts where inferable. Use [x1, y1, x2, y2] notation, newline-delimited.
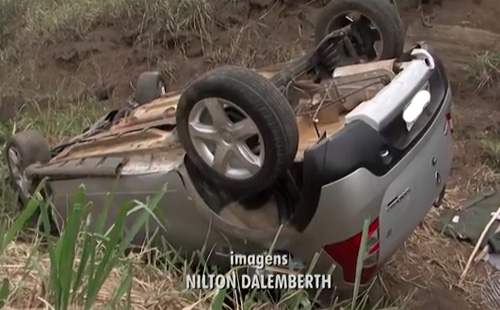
[1, 0, 500, 309]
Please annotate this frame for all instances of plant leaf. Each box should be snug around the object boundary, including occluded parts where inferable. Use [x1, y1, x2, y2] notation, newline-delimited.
[0, 278, 10, 307]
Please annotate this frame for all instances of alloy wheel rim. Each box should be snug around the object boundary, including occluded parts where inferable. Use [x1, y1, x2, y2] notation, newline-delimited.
[187, 97, 265, 180]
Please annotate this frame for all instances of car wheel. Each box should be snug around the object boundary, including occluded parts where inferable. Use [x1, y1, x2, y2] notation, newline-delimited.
[135, 71, 167, 105]
[315, 0, 405, 65]
[176, 66, 299, 195]
[5, 130, 50, 204]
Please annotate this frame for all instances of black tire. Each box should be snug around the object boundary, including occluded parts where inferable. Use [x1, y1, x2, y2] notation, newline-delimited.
[5, 130, 50, 203]
[135, 71, 167, 105]
[176, 66, 299, 194]
[315, 0, 405, 64]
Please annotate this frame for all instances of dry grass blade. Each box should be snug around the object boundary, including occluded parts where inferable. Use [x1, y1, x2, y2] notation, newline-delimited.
[468, 50, 500, 94]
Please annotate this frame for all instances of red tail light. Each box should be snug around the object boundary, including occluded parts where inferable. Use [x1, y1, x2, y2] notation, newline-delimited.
[322, 218, 380, 285]
[446, 112, 453, 135]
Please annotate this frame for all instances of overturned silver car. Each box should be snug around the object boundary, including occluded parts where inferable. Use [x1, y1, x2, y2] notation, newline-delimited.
[5, 0, 453, 302]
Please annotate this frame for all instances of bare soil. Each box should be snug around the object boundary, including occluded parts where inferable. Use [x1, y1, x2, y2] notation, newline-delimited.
[1, 0, 500, 309]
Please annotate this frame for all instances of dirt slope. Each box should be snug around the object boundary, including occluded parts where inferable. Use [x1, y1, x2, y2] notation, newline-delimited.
[1, 0, 320, 108]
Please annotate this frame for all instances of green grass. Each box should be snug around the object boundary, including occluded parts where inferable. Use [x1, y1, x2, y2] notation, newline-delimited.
[480, 138, 500, 168]
[0, 179, 169, 309]
[1, 100, 106, 144]
[467, 50, 500, 93]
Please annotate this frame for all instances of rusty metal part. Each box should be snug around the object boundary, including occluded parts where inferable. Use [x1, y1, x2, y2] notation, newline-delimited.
[294, 80, 325, 93]
[109, 61, 296, 133]
[291, 60, 397, 122]
[315, 100, 340, 125]
[333, 58, 396, 76]
[27, 149, 186, 179]
[26, 156, 125, 178]
[333, 70, 395, 112]
[113, 94, 179, 130]
[257, 60, 299, 79]
[113, 113, 175, 130]
[52, 128, 181, 162]
[47, 58, 402, 166]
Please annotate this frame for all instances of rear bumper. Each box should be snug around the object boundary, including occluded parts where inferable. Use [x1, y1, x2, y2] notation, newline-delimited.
[289, 85, 452, 295]
[287, 50, 453, 290]
[289, 46, 449, 232]
[376, 87, 453, 263]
